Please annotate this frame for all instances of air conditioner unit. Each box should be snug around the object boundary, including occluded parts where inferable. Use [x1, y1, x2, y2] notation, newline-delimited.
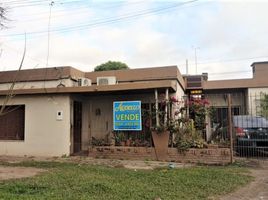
[77, 78, 91, 86]
[97, 76, 117, 85]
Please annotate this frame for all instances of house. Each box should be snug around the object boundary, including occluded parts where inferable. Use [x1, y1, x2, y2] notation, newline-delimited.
[1, 62, 268, 157]
[184, 61, 268, 141]
[184, 62, 268, 116]
[0, 66, 185, 156]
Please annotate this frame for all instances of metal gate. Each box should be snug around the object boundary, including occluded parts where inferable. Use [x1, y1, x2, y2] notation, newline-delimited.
[206, 93, 268, 161]
[231, 93, 268, 160]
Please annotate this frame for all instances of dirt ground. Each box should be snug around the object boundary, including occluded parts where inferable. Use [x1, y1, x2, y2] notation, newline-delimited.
[219, 159, 268, 200]
[0, 156, 267, 200]
[0, 166, 45, 181]
[0, 156, 192, 180]
[0, 155, 192, 170]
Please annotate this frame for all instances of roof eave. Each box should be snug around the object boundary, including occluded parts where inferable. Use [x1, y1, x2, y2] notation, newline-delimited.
[0, 80, 177, 96]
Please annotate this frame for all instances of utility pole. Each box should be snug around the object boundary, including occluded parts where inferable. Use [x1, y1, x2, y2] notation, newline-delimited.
[192, 46, 200, 75]
[46, 1, 54, 67]
[186, 59, 188, 75]
[195, 48, 197, 74]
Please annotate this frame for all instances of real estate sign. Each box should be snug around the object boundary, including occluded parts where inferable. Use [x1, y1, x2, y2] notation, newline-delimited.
[113, 101, 142, 131]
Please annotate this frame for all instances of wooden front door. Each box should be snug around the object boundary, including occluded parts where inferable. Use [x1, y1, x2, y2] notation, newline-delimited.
[73, 101, 82, 153]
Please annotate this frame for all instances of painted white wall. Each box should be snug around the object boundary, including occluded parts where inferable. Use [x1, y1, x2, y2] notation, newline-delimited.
[175, 82, 185, 100]
[168, 82, 186, 117]
[0, 79, 76, 90]
[0, 95, 71, 156]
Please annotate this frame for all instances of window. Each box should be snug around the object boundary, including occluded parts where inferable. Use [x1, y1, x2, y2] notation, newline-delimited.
[0, 105, 25, 140]
[212, 106, 240, 127]
[186, 76, 202, 88]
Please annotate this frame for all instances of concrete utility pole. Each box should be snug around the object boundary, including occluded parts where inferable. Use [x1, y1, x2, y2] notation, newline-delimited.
[186, 59, 189, 75]
[192, 46, 200, 74]
[46, 1, 54, 67]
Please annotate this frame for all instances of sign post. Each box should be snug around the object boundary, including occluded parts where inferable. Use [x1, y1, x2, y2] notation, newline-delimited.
[113, 101, 142, 131]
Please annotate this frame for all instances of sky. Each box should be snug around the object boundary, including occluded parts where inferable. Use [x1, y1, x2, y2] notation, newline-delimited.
[0, 0, 268, 80]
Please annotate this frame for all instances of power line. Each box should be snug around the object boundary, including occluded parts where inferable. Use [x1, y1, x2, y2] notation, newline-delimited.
[5, 1, 194, 34]
[3, 0, 83, 8]
[1, 43, 48, 65]
[7, 1, 124, 18]
[197, 56, 268, 65]
[44, 1, 54, 93]
[208, 70, 251, 76]
[0, 0, 199, 38]
[2, 0, 48, 5]
[180, 55, 268, 67]
[208, 67, 268, 77]
[14, 1, 146, 23]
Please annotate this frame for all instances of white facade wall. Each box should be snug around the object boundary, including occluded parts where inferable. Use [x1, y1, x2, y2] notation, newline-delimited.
[0, 80, 184, 155]
[0, 79, 76, 91]
[173, 82, 185, 101]
[168, 82, 185, 117]
[0, 95, 71, 156]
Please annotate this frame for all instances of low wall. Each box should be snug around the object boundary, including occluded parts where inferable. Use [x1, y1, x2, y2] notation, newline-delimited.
[88, 146, 231, 165]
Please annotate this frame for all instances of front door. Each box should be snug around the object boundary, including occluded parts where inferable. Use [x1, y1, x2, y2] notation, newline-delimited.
[73, 101, 82, 153]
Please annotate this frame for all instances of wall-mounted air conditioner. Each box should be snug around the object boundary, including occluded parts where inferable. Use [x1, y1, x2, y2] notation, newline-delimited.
[77, 78, 91, 86]
[97, 76, 116, 85]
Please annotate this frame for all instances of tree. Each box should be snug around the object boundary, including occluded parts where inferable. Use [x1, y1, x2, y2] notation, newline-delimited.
[0, 6, 8, 29]
[0, 35, 26, 117]
[258, 93, 268, 118]
[94, 61, 129, 71]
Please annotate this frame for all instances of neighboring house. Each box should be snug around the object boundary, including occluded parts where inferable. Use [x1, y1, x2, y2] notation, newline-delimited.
[184, 61, 268, 117]
[184, 61, 268, 140]
[0, 66, 185, 156]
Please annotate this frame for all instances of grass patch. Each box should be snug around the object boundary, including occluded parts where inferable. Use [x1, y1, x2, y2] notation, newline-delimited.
[0, 161, 252, 200]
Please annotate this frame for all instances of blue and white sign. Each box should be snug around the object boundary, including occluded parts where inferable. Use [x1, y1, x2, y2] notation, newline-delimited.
[113, 101, 142, 131]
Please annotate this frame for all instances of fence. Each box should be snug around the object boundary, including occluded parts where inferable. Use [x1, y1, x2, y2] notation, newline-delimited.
[89, 92, 268, 160]
[204, 92, 268, 160]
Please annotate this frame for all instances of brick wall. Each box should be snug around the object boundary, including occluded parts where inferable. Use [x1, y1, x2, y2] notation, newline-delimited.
[88, 146, 231, 165]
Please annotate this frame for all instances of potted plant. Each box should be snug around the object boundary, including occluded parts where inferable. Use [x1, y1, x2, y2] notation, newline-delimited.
[149, 96, 179, 161]
[147, 94, 211, 160]
[114, 131, 126, 146]
[151, 126, 170, 161]
[125, 138, 132, 146]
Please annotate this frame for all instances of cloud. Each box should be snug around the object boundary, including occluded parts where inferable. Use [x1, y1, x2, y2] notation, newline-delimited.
[1, 1, 268, 80]
[193, 1, 268, 77]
